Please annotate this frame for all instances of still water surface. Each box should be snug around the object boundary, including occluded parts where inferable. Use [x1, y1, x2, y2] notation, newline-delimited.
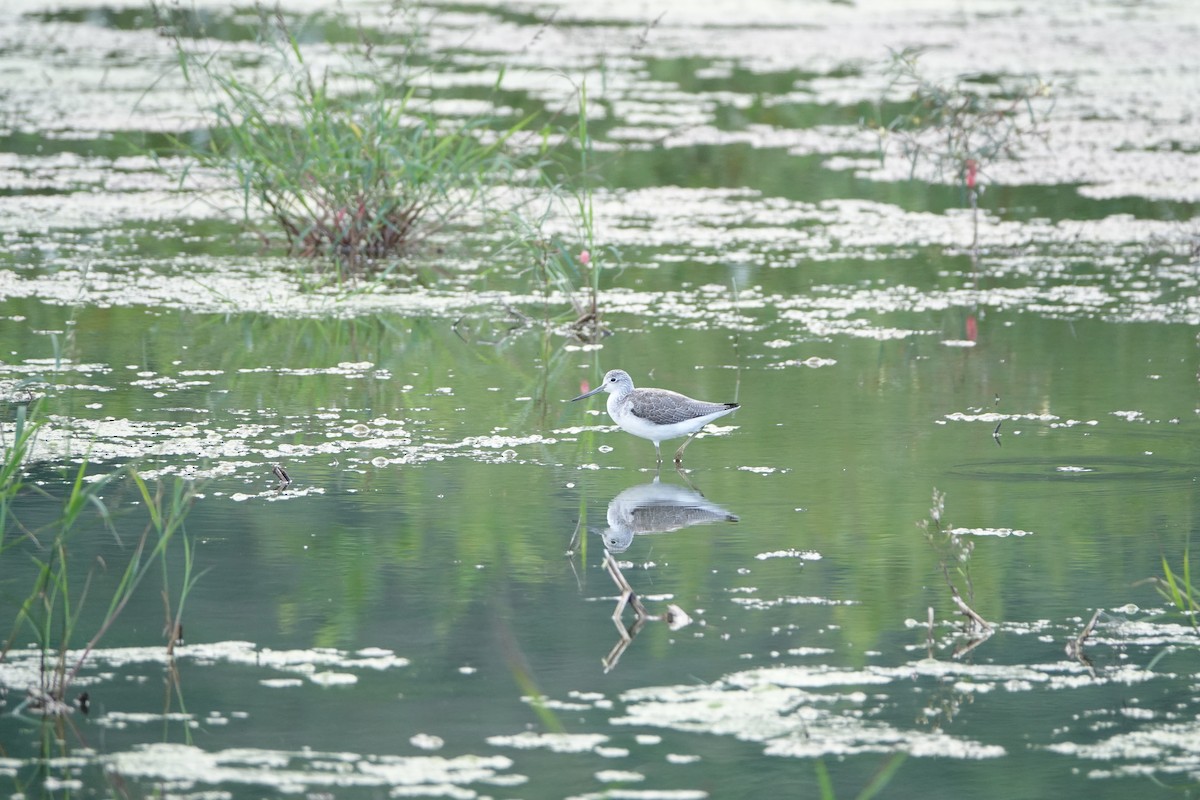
[2, 0, 1199, 797]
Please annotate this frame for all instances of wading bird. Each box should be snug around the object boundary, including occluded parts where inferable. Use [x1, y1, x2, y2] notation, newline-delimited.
[571, 369, 739, 465]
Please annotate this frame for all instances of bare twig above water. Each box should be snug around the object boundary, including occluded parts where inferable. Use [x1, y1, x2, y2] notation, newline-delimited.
[944, 567, 991, 633]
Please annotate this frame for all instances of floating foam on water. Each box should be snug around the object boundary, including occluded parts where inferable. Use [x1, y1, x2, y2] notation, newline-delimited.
[486, 732, 609, 753]
[949, 527, 1034, 538]
[105, 742, 518, 795]
[754, 549, 822, 561]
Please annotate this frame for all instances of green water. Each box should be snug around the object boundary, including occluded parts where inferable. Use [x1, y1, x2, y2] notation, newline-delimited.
[2, 0, 1200, 798]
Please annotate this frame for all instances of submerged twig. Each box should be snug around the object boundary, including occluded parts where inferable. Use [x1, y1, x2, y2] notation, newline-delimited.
[926, 606, 936, 658]
[1065, 609, 1102, 670]
[951, 628, 992, 659]
[600, 551, 689, 672]
[272, 463, 292, 493]
[602, 552, 647, 672]
[605, 551, 649, 622]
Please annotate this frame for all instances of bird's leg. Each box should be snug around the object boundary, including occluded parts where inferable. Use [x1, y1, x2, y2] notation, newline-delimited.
[674, 463, 700, 493]
[654, 441, 663, 465]
[673, 429, 704, 465]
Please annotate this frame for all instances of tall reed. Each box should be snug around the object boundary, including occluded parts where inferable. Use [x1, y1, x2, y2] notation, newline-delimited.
[510, 77, 616, 341]
[2, 398, 199, 717]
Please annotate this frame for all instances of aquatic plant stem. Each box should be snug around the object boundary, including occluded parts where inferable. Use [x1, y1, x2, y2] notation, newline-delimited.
[504, 73, 613, 339]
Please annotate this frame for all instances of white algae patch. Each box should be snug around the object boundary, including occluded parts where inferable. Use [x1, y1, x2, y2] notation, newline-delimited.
[410, 734, 446, 752]
[0, 640, 409, 695]
[613, 653, 1166, 762]
[0, 379, 570, 475]
[596, 769, 645, 783]
[106, 743, 518, 795]
[309, 671, 358, 686]
[1047, 721, 1200, 781]
[487, 732, 611, 754]
[732, 595, 857, 609]
[944, 412, 1060, 423]
[1, 190, 1197, 333]
[566, 792, 707, 800]
[615, 673, 1004, 761]
[754, 549, 822, 561]
[949, 527, 1034, 538]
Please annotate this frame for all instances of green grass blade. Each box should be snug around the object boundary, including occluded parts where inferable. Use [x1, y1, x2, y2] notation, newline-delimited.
[815, 759, 836, 800]
[855, 753, 907, 800]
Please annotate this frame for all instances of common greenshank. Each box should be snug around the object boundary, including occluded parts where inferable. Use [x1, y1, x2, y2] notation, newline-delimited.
[571, 369, 739, 465]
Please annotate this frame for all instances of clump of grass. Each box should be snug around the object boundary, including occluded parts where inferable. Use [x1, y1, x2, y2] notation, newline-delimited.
[1, 397, 199, 718]
[157, 5, 535, 281]
[871, 48, 1053, 251]
[159, 5, 622, 329]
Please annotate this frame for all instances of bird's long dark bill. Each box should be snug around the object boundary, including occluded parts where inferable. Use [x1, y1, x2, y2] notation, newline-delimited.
[571, 384, 605, 402]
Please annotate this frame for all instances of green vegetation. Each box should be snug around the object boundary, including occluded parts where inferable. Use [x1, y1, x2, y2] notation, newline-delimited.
[816, 753, 906, 800]
[918, 489, 991, 636]
[157, 4, 614, 333]
[1156, 551, 1199, 632]
[1, 397, 198, 720]
[509, 78, 614, 341]
[157, 5, 538, 282]
[872, 48, 1053, 248]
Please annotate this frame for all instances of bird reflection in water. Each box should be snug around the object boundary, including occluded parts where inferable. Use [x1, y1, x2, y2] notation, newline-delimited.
[592, 473, 739, 671]
[600, 475, 739, 554]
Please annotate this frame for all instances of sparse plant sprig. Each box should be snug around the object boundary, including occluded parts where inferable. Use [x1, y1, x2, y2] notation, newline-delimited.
[814, 752, 907, 800]
[508, 76, 617, 341]
[0, 390, 47, 557]
[918, 488, 990, 636]
[874, 47, 1052, 182]
[871, 48, 1053, 250]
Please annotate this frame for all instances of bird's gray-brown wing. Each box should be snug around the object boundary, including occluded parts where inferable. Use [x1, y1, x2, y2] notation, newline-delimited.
[628, 389, 737, 426]
[629, 503, 739, 534]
